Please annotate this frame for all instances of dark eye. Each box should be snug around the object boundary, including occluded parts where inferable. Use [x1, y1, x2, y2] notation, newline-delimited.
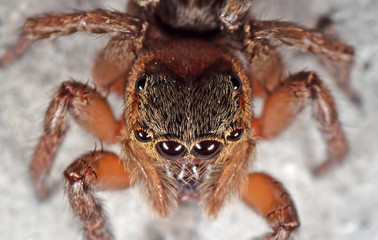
[135, 76, 146, 91]
[230, 76, 242, 90]
[134, 130, 152, 142]
[156, 141, 187, 160]
[192, 140, 223, 160]
[227, 129, 244, 141]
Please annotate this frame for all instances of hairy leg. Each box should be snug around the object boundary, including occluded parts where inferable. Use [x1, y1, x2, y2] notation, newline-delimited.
[65, 150, 130, 240]
[91, 35, 142, 96]
[219, 0, 254, 31]
[246, 44, 286, 97]
[137, 0, 161, 8]
[30, 81, 121, 198]
[242, 172, 299, 240]
[0, 10, 146, 67]
[314, 15, 360, 103]
[252, 71, 348, 174]
[244, 20, 357, 102]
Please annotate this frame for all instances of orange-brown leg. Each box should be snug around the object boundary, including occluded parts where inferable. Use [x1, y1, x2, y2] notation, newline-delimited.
[0, 10, 146, 67]
[91, 35, 142, 96]
[314, 15, 360, 104]
[64, 150, 130, 240]
[253, 71, 348, 174]
[247, 44, 286, 97]
[30, 80, 122, 198]
[242, 172, 299, 240]
[244, 20, 357, 102]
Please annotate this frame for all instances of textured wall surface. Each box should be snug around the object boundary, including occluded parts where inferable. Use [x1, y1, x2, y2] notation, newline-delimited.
[0, 0, 377, 239]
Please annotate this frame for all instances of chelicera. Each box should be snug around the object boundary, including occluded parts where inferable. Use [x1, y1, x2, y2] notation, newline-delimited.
[0, 0, 356, 239]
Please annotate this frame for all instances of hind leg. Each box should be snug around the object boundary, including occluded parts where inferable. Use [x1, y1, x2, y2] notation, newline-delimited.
[0, 10, 146, 68]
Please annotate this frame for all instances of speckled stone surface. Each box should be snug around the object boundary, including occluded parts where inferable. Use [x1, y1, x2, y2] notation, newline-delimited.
[0, 0, 377, 239]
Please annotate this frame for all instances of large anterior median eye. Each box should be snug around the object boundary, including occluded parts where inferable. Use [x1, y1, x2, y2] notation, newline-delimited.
[191, 140, 223, 160]
[156, 141, 187, 160]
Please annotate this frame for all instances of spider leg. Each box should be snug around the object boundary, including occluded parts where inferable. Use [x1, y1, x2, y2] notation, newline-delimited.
[0, 10, 146, 67]
[242, 172, 299, 240]
[219, 0, 253, 31]
[136, 0, 161, 8]
[91, 35, 142, 96]
[245, 43, 286, 97]
[244, 20, 357, 102]
[252, 71, 348, 174]
[315, 15, 338, 39]
[30, 80, 122, 198]
[64, 150, 130, 240]
[314, 15, 360, 104]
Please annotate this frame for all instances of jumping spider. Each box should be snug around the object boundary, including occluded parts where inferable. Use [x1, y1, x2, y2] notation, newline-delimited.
[1, 0, 355, 239]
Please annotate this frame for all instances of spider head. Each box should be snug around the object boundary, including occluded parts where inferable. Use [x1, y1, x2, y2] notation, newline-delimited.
[121, 39, 254, 216]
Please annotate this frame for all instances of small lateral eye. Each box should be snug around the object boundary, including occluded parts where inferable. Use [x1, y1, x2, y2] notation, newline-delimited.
[230, 76, 242, 90]
[134, 130, 152, 142]
[192, 140, 223, 160]
[135, 76, 146, 91]
[156, 141, 187, 160]
[227, 129, 244, 141]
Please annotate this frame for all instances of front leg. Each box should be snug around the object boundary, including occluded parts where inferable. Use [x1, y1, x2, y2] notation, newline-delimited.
[65, 150, 131, 240]
[0, 10, 146, 67]
[242, 173, 299, 240]
[253, 71, 348, 174]
[31, 80, 121, 198]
